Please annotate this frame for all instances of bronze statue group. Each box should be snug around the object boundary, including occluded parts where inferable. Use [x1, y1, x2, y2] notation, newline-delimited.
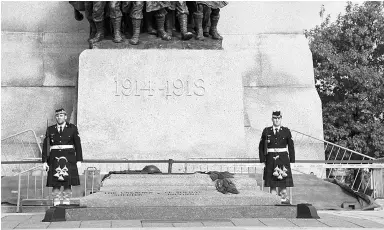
[70, 1, 228, 45]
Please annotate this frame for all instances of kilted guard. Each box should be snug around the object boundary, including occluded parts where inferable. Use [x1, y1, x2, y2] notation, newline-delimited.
[42, 108, 83, 206]
[259, 111, 295, 204]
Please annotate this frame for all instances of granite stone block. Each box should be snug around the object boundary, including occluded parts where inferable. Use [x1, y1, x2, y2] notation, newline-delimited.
[79, 220, 112, 228]
[258, 218, 298, 227]
[1, 52, 44, 86]
[110, 220, 142, 228]
[47, 221, 81, 229]
[43, 51, 79, 87]
[100, 174, 257, 188]
[172, 222, 204, 227]
[339, 218, 384, 228]
[202, 220, 234, 226]
[1, 32, 43, 53]
[231, 218, 266, 226]
[287, 218, 328, 227]
[1, 220, 21, 229]
[317, 218, 361, 228]
[15, 222, 50, 229]
[78, 49, 248, 161]
[1, 87, 76, 139]
[65, 206, 297, 221]
[1, 215, 32, 221]
[141, 221, 174, 227]
[80, 190, 280, 207]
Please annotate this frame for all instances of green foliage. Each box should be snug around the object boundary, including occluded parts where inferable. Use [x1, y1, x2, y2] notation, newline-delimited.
[305, 2, 384, 158]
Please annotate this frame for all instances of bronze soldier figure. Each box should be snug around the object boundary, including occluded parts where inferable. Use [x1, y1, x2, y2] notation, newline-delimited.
[85, 1, 124, 44]
[167, 1, 193, 40]
[259, 111, 295, 204]
[194, 1, 227, 40]
[42, 108, 83, 206]
[128, 1, 172, 45]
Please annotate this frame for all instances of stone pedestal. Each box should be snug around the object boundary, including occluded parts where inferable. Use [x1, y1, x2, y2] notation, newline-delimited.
[91, 33, 222, 50]
[78, 49, 248, 161]
[80, 173, 282, 208]
[67, 173, 292, 221]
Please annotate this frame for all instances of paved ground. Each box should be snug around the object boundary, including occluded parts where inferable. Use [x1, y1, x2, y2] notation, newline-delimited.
[1, 209, 384, 229]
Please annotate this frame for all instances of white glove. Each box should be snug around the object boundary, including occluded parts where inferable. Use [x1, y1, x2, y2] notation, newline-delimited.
[76, 161, 82, 168]
[43, 162, 49, 171]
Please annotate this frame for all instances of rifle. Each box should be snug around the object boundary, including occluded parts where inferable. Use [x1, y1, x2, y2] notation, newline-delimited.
[46, 119, 50, 158]
[264, 129, 268, 156]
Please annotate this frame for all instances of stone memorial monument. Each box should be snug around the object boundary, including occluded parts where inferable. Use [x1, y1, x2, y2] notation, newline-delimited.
[68, 1, 300, 220]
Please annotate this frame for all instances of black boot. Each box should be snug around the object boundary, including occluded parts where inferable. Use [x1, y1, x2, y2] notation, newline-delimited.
[209, 15, 222, 40]
[146, 19, 157, 35]
[89, 21, 105, 44]
[203, 27, 210, 37]
[193, 13, 204, 40]
[144, 12, 157, 35]
[202, 8, 210, 37]
[112, 17, 124, 43]
[178, 14, 192, 40]
[165, 13, 173, 36]
[129, 18, 141, 45]
[155, 14, 171, 41]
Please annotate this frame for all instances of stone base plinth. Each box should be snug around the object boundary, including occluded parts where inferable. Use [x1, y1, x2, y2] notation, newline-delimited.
[91, 33, 222, 50]
[65, 205, 297, 221]
[80, 173, 280, 208]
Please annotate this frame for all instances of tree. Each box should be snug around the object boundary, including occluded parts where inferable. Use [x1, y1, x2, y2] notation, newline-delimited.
[305, 1, 384, 159]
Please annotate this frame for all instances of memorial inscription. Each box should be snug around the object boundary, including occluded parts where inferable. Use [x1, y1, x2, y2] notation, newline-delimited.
[78, 50, 247, 161]
[114, 78, 205, 97]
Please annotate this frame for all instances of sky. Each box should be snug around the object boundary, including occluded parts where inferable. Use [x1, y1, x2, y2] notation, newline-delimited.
[305, 1, 364, 29]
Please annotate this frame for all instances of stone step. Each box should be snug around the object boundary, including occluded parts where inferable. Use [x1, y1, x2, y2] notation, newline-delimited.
[80, 189, 280, 207]
[65, 205, 297, 221]
[1, 205, 50, 213]
[101, 173, 258, 188]
[100, 185, 260, 192]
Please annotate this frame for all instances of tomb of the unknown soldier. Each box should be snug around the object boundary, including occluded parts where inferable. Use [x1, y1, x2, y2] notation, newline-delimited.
[2, 1, 382, 224]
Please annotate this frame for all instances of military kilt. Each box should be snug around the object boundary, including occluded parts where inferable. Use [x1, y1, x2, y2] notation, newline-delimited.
[46, 149, 80, 187]
[263, 151, 294, 187]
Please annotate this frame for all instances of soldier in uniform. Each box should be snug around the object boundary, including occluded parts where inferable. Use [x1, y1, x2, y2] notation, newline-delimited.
[259, 111, 295, 204]
[42, 108, 83, 206]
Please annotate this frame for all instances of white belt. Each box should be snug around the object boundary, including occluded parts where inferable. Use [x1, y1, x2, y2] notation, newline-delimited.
[50, 145, 74, 150]
[267, 148, 288, 153]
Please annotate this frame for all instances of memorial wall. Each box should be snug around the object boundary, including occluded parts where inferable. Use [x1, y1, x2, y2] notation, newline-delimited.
[1, 2, 324, 165]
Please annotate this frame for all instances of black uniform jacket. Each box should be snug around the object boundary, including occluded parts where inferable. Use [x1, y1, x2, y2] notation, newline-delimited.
[258, 126, 295, 163]
[42, 123, 83, 163]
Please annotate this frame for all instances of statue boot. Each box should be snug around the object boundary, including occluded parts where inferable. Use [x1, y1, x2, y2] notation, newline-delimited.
[203, 27, 210, 37]
[178, 14, 193, 40]
[193, 13, 204, 40]
[165, 13, 173, 36]
[112, 17, 124, 43]
[202, 8, 210, 37]
[146, 18, 157, 35]
[129, 18, 141, 45]
[88, 20, 97, 41]
[89, 21, 105, 44]
[209, 15, 222, 40]
[155, 14, 171, 41]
